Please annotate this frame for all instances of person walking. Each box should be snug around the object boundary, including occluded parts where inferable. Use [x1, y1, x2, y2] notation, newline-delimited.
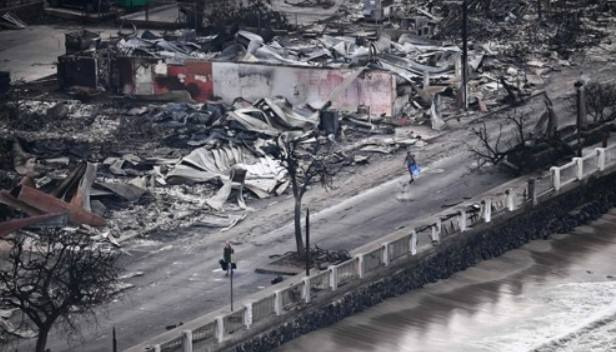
[220, 241, 235, 277]
[404, 151, 420, 184]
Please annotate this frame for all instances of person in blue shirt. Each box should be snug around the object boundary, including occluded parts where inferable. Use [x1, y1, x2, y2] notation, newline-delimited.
[404, 151, 420, 184]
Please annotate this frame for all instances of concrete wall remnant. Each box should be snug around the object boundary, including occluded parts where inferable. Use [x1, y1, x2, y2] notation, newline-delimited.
[212, 62, 395, 116]
[57, 55, 98, 89]
[58, 52, 397, 115]
[157, 60, 214, 101]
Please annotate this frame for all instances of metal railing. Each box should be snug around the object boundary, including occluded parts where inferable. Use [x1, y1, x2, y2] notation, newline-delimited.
[250, 295, 276, 325]
[309, 269, 331, 301]
[559, 159, 578, 187]
[159, 335, 183, 352]
[387, 236, 409, 263]
[582, 153, 599, 177]
[336, 258, 359, 286]
[605, 145, 616, 165]
[280, 281, 305, 312]
[362, 246, 385, 274]
[222, 308, 245, 338]
[535, 171, 553, 197]
[191, 321, 217, 351]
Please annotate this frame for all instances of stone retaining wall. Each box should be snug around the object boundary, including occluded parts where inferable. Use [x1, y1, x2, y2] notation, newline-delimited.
[232, 173, 616, 352]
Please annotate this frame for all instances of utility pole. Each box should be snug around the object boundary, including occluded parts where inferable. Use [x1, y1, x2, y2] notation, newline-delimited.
[230, 264, 234, 311]
[461, 0, 469, 111]
[193, 0, 203, 32]
[112, 326, 118, 352]
[145, 1, 149, 23]
[575, 80, 586, 157]
[305, 208, 310, 276]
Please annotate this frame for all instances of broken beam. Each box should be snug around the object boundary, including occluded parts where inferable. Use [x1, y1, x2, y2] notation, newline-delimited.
[0, 213, 68, 238]
[15, 185, 105, 227]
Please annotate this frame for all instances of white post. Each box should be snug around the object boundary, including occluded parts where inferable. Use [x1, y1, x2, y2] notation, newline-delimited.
[154, 345, 161, 352]
[410, 231, 417, 255]
[274, 290, 282, 316]
[574, 157, 583, 180]
[329, 265, 339, 290]
[551, 166, 561, 191]
[182, 330, 193, 352]
[382, 243, 390, 266]
[506, 189, 515, 211]
[423, 70, 430, 88]
[596, 148, 606, 171]
[357, 254, 364, 279]
[436, 218, 442, 234]
[244, 303, 253, 328]
[459, 210, 467, 231]
[431, 224, 440, 244]
[483, 199, 492, 223]
[216, 316, 224, 343]
[303, 277, 311, 303]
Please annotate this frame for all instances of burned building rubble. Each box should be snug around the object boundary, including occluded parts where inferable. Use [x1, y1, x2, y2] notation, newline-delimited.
[1, 0, 616, 349]
[3, 0, 615, 243]
[0, 79, 425, 245]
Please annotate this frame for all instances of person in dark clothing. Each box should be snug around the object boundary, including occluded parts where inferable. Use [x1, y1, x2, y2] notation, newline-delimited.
[404, 151, 420, 184]
[219, 241, 235, 277]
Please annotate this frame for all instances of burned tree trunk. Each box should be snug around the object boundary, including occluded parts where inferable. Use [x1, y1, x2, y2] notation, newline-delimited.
[288, 151, 305, 256]
[0, 229, 120, 352]
[35, 325, 50, 352]
[294, 198, 305, 256]
[274, 133, 341, 256]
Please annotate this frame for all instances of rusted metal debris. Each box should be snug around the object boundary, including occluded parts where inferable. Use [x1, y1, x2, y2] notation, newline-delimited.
[13, 185, 105, 227]
[0, 162, 106, 237]
[0, 213, 68, 238]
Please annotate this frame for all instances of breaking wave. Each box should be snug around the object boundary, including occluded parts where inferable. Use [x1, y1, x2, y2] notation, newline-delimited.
[529, 300, 616, 352]
[470, 281, 616, 352]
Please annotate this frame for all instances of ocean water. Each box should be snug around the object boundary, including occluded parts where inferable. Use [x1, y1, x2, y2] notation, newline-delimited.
[277, 210, 616, 352]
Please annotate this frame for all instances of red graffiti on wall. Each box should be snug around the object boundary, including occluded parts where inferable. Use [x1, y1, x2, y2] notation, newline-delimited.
[154, 60, 214, 101]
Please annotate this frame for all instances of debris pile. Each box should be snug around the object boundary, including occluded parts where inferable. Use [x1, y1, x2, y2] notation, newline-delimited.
[0, 89, 425, 242]
[4, 0, 614, 244]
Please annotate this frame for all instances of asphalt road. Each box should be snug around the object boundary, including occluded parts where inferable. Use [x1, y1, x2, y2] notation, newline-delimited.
[29, 100, 535, 352]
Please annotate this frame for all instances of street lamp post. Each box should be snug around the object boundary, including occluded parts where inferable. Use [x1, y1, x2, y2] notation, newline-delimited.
[230, 263, 234, 311]
[462, 0, 468, 110]
[305, 208, 310, 276]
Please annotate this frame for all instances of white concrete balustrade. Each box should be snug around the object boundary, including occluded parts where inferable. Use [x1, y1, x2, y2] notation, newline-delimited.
[149, 146, 615, 352]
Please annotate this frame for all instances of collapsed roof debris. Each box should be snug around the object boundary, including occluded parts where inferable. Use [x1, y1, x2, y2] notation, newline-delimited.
[3, 0, 612, 245]
[0, 83, 425, 241]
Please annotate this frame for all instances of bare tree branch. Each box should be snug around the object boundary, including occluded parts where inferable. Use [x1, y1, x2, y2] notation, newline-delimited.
[0, 229, 120, 352]
[273, 132, 348, 255]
